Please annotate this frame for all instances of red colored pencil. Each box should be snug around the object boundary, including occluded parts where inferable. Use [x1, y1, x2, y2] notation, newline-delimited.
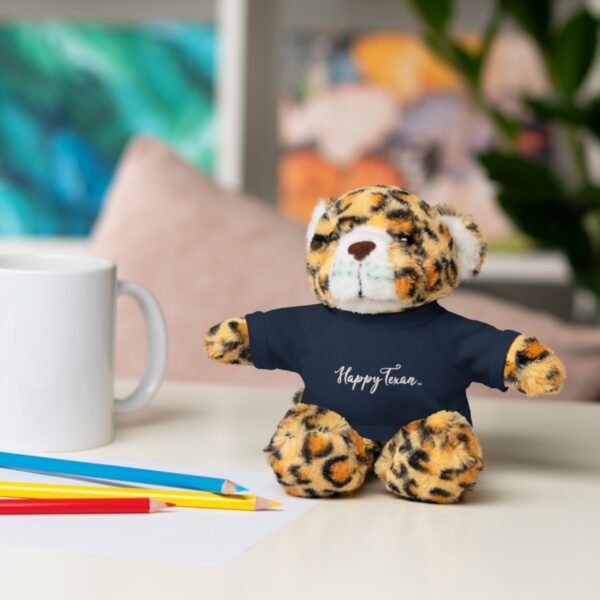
[0, 497, 174, 515]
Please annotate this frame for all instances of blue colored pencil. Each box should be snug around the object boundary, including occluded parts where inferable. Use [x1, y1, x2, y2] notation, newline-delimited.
[0, 452, 248, 495]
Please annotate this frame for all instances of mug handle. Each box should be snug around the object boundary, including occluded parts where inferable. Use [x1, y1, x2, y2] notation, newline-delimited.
[114, 280, 168, 414]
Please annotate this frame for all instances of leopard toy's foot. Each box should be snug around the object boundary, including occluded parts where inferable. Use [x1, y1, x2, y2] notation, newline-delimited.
[375, 410, 483, 504]
[264, 403, 379, 498]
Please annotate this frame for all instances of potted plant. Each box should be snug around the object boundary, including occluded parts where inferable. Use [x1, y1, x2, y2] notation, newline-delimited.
[407, 0, 600, 319]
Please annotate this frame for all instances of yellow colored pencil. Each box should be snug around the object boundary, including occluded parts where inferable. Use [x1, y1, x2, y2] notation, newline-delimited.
[0, 481, 280, 511]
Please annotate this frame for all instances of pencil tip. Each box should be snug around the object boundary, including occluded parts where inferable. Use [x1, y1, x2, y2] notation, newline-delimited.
[254, 496, 281, 511]
[222, 480, 248, 494]
[149, 500, 174, 512]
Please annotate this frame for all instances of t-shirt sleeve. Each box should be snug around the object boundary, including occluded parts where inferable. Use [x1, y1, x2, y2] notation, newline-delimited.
[436, 311, 520, 390]
[245, 307, 313, 373]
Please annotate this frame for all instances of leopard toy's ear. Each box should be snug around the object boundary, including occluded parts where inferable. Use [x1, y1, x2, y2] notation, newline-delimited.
[436, 205, 487, 282]
[306, 198, 332, 249]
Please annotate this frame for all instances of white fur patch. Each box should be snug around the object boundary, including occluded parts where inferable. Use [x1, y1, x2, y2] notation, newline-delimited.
[336, 297, 407, 314]
[329, 225, 402, 313]
[439, 215, 483, 281]
[306, 199, 327, 249]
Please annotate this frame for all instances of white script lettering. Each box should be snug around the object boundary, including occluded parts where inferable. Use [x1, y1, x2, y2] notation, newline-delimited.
[334, 364, 420, 395]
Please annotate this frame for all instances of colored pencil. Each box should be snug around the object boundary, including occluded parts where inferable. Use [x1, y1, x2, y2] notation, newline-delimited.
[0, 497, 172, 515]
[0, 481, 280, 511]
[0, 451, 247, 494]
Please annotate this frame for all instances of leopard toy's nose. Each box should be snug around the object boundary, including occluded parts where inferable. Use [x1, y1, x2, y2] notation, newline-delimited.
[348, 241, 376, 261]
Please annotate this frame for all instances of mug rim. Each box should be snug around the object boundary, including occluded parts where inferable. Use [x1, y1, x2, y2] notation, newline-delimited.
[0, 253, 116, 275]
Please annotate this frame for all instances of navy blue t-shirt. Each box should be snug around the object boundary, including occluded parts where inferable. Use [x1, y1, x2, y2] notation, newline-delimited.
[245, 303, 519, 441]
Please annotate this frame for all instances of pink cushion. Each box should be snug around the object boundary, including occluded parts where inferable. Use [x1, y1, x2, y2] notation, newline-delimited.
[91, 137, 600, 401]
[440, 292, 600, 401]
[91, 137, 311, 388]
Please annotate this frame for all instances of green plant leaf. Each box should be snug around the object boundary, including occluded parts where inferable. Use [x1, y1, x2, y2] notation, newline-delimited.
[450, 41, 482, 86]
[482, 4, 501, 58]
[422, 30, 447, 58]
[478, 151, 593, 266]
[583, 97, 600, 139]
[548, 9, 598, 95]
[479, 151, 564, 200]
[582, 209, 600, 256]
[501, 0, 551, 42]
[406, 0, 452, 33]
[526, 96, 600, 141]
[573, 186, 600, 212]
[525, 96, 583, 124]
[489, 108, 521, 138]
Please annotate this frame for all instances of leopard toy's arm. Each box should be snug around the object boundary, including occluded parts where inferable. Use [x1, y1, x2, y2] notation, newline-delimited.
[204, 317, 253, 365]
[503, 334, 566, 396]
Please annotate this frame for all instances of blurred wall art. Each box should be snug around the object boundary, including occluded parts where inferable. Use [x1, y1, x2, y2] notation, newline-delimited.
[0, 21, 217, 236]
[279, 32, 551, 249]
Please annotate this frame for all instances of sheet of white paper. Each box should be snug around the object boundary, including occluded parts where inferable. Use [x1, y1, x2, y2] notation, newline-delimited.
[0, 462, 319, 565]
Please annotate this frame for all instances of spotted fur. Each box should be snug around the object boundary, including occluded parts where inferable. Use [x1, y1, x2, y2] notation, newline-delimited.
[375, 410, 483, 504]
[305, 185, 485, 309]
[435, 204, 487, 280]
[204, 185, 567, 505]
[203, 317, 252, 365]
[504, 334, 566, 396]
[263, 403, 381, 498]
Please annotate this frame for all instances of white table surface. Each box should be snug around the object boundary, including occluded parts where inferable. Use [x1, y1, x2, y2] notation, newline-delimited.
[1, 380, 598, 600]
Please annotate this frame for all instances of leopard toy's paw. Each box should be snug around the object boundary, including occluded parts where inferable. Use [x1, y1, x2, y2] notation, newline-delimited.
[203, 317, 252, 365]
[264, 403, 380, 498]
[375, 410, 483, 504]
[504, 335, 566, 397]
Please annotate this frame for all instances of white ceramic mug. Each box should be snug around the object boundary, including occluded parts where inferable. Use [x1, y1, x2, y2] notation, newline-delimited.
[0, 254, 167, 452]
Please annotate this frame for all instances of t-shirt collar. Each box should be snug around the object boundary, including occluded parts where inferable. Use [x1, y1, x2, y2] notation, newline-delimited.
[327, 301, 443, 330]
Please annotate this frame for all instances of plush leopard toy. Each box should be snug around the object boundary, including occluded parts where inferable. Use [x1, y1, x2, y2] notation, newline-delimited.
[204, 185, 566, 503]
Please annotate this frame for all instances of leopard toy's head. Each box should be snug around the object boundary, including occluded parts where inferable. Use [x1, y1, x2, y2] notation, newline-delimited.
[305, 185, 486, 314]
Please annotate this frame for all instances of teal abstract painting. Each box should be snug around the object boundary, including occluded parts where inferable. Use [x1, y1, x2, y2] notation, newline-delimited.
[0, 22, 217, 236]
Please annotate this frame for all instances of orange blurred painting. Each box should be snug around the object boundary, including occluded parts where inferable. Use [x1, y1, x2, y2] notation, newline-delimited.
[278, 33, 550, 248]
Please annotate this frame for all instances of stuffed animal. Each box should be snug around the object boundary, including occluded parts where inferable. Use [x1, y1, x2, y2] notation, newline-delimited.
[204, 185, 566, 503]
